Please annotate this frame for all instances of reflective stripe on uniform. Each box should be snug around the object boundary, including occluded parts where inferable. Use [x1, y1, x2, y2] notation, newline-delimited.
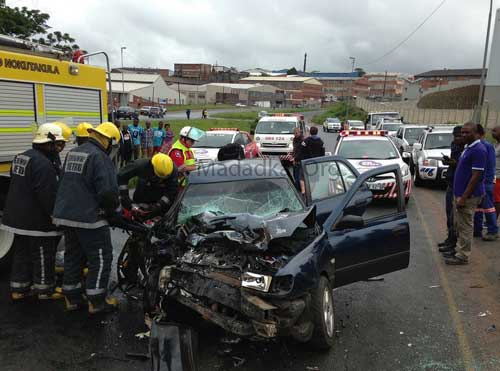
[10, 281, 31, 288]
[86, 288, 106, 296]
[96, 248, 103, 290]
[33, 283, 53, 290]
[160, 196, 169, 204]
[52, 218, 108, 229]
[63, 282, 82, 292]
[39, 246, 45, 285]
[0, 224, 62, 237]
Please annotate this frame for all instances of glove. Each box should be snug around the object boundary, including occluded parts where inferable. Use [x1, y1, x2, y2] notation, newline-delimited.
[120, 189, 132, 210]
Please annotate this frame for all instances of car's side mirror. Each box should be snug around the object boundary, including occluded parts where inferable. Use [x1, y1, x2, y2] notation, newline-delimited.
[334, 214, 365, 230]
[413, 143, 422, 151]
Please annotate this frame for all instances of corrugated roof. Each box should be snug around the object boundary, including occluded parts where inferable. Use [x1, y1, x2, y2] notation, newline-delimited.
[110, 81, 151, 93]
[415, 69, 486, 78]
[241, 76, 322, 85]
[305, 72, 359, 79]
[109, 73, 160, 83]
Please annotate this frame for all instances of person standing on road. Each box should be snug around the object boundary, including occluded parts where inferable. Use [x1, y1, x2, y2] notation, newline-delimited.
[300, 126, 325, 159]
[493, 125, 500, 219]
[168, 126, 204, 188]
[438, 126, 464, 253]
[292, 127, 305, 191]
[1, 123, 65, 301]
[119, 124, 133, 167]
[186, 108, 191, 120]
[473, 124, 498, 241]
[202, 108, 207, 119]
[53, 122, 121, 313]
[444, 122, 487, 265]
[153, 121, 166, 155]
[141, 121, 154, 158]
[128, 118, 143, 160]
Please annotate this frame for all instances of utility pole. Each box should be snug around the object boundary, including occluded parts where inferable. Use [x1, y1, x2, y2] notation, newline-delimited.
[303, 53, 307, 75]
[382, 70, 388, 98]
[346, 57, 356, 121]
[475, 0, 493, 124]
[120, 46, 126, 105]
[177, 81, 181, 105]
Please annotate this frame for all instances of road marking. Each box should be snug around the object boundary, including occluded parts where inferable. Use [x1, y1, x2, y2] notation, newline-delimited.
[413, 192, 475, 371]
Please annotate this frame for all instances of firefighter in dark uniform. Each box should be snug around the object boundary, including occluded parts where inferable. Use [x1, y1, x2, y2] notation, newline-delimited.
[75, 122, 93, 146]
[117, 153, 178, 216]
[53, 122, 121, 314]
[1, 123, 65, 301]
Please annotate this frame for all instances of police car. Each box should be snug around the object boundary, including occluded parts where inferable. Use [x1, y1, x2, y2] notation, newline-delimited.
[411, 126, 453, 186]
[254, 113, 307, 155]
[191, 128, 260, 165]
[334, 130, 412, 201]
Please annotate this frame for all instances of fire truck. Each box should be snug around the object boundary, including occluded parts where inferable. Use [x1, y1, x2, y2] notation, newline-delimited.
[0, 36, 109, 267]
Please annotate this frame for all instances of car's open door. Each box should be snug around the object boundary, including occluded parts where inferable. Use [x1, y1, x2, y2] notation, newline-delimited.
[302, 159, 410, 287]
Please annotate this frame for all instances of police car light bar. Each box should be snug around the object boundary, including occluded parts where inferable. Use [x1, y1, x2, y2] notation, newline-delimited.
[209, 128, 239, 131]
[340, 130, 388, 137]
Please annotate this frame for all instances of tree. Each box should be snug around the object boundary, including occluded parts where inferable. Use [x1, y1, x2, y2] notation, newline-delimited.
[355, 68, 366, 77]
[0, 5, 80, 53]
[287, 67, 298, 75]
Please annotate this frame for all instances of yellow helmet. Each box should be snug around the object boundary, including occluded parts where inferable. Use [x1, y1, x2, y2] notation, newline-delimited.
[75, 122, 93, 138]
[53, 122, 72, 141]
[151, 153, 174, 178]
[90, 122, 120, 142]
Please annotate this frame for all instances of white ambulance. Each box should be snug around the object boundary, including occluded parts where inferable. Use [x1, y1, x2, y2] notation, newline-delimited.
[254, 113, 307, 155]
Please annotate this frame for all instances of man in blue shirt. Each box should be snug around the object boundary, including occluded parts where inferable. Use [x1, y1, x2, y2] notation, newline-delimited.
[473, 124, 498, 241]
[128, 118, 143, 160]
[153, 121, 166, 154]
[445, 122, 487, 265]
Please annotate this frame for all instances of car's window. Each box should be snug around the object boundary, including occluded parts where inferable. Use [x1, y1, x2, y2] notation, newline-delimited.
[177, 178, 304, 224]
[304, 161, 346, 202]
[424, 133, 453, 150]
[337, 162, 356, 191]
[256, 121, 296, 134]
[241, 134, 250, 145]
[233, 134, 245, 145]
[381, 123, 402, 132]
[192, 133, 234, 148]
[338, 139, 399, 160]
[404, 128, 425, 145]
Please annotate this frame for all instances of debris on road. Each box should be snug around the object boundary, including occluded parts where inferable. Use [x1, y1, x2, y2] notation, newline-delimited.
[487, 325, 496, 332]
[429, 285, 441, 288]
[407, 343, 413, 347]
[365, 277, 385, 282]
[399, 331, 404, 335]
[470, 284, 484, 288]
[135, 330, 150, 339]
[126, 352, 149, 360]
[306, 367, 320, 371]
[478, 311, 492, 317]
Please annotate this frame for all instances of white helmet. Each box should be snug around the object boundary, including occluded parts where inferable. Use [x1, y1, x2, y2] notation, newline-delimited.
[33, 123, 65, 144]
[179, 126, 205, 141]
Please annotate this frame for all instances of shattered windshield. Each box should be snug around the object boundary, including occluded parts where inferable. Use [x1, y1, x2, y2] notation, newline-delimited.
[177, 178, 304, 224]
[193, 133, 234, 148]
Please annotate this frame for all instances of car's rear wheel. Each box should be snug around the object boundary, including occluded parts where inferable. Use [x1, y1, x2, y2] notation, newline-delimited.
[413, 168, 423, 187]
[309, 276, 335, 350]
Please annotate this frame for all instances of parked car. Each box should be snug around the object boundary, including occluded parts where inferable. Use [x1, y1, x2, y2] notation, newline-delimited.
[116, 106, 138, 120]
[411, 127, 454, 186]
[322, 117, 341, 132]
[375, 118, 404, 136]
[143, 158, 410, 349]
[149, 106, 163, 118]
[139, 106, 152, 116]
[346, 120, 365, 130]
[392, 125, 427, 154]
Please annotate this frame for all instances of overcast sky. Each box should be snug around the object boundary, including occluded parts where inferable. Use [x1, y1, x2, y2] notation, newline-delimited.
[9, 0, 498, 74]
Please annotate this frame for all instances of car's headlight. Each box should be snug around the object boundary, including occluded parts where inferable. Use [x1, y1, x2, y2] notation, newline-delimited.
[402, 164, 410, 177]
[423, 159, 438, 167]
[255, 136, 261, 142]
[242, 272, 272, 292]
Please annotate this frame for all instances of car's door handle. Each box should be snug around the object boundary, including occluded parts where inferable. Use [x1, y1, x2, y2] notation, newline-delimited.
[392, 225, 407, 236]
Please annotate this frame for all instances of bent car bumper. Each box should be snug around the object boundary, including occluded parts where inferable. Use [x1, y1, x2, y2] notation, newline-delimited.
[418, 166, 448, 181]
[368, 177, 412, 199]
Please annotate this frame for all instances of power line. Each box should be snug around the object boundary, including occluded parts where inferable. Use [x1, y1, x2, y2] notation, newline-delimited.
[362, 0, 447, 66]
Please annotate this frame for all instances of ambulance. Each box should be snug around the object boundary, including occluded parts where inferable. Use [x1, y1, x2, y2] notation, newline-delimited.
[0, 41, 109, 267]
[254, 113, 307, 155]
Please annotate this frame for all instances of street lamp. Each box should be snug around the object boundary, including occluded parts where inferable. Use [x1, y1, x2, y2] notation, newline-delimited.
[475, 0, 493, 124]
[349, 56, 356, 72]
[120, 46, 127, 105]
[346, 57, 356, 120]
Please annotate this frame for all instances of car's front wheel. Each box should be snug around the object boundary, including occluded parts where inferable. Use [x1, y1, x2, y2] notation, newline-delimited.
[414, 168, 423, 187]
[309, 276, 335, 350]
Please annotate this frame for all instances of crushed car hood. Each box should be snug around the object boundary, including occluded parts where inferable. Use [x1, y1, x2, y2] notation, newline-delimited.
[184, 206, 316, 252]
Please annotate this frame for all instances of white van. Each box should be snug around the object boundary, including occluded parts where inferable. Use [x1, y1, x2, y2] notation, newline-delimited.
[254, 113, 307, 155]
[366, 111, 401, 129]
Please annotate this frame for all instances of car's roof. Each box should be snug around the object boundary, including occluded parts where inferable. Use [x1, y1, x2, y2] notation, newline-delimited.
[402, 125, 426, 129]
[426, 128, 454, 134]
[189, 159, 287, 184]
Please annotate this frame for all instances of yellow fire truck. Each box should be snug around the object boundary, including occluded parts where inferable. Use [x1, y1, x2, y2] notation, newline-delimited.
[0, 43, 109, 266]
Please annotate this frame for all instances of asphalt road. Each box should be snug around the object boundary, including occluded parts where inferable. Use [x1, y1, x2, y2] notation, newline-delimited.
[1, 118, 500, 370]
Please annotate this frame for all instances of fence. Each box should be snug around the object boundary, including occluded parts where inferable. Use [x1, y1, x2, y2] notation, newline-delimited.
[355, 97, 500, 128]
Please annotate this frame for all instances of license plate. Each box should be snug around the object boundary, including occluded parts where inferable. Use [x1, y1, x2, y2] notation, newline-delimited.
[367, 182, 386, 190]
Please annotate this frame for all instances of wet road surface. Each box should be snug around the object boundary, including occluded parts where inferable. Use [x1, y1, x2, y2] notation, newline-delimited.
[1, 123, 500, 371]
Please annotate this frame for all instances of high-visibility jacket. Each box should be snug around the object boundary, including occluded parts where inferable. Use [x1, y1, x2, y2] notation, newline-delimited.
[168, 140, 195, 186]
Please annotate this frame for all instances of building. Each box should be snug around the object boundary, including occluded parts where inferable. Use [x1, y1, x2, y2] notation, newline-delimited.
[353, 72, 405, 98]
[415, 68, 485, 90]
[305, 72, 360, 99]
[171, 84, 208, 105]
[485, 8, 500, 110]
[174, 63, 212, 79]
[109, 72, 186, 107]
[113, 67, 172, 79]
[240, 76, 323, 106]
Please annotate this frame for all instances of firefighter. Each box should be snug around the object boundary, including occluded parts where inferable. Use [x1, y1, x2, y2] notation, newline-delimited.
[1, 123, 65, 301]
[168, 126, 204, 187]
[52, 122, 72, 177]
[75, 122, 93, 146]
[118, 153, 179, 217]
[53, 122, 121, 314]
